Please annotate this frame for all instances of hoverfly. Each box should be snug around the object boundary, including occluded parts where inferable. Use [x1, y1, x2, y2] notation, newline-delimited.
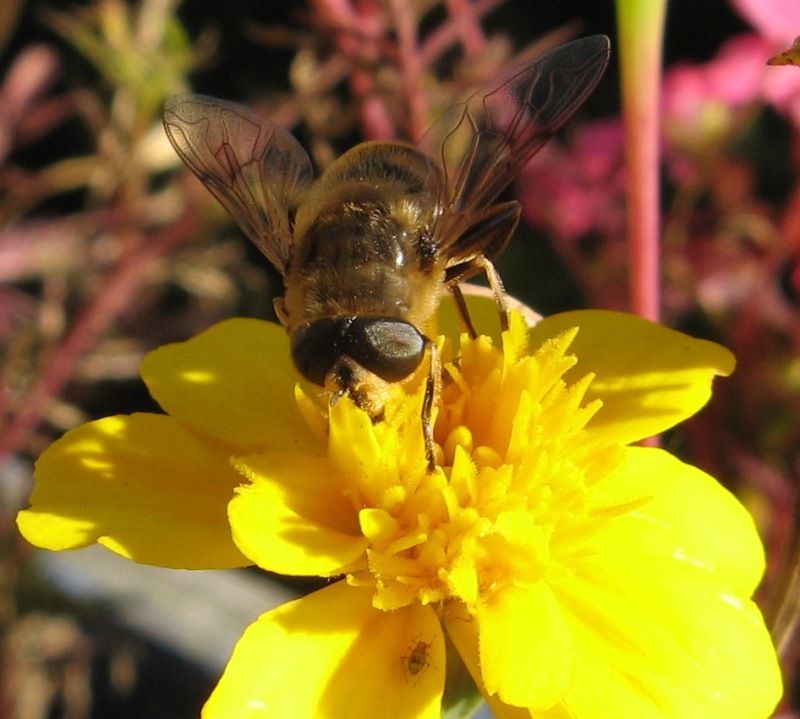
[162, 35, 610, 470]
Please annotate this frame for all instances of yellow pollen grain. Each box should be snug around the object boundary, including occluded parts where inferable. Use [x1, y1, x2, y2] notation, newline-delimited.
[472, 445, 502, 469]
[379, 485, 408, 512]
[415, 528, 448, 567]
[386, 529, 429, 555]
[444, 425, 473, 464]
[359, 508, 400, 545]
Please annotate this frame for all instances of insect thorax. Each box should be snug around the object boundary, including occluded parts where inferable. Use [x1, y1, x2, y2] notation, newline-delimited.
[284, 190, 444, 327]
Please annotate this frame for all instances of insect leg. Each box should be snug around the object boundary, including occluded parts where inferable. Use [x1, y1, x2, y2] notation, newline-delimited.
[450, 284, 478, 339]
[481, 258, 510, 331]
[422, 339, 439, 472]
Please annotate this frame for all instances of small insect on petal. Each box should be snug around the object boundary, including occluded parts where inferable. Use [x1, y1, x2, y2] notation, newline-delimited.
[402, 639, 432, 678]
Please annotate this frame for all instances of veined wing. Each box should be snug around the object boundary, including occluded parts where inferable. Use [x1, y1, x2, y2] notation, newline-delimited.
[435, 35, 610, 257]
[163, 95, 314, 274]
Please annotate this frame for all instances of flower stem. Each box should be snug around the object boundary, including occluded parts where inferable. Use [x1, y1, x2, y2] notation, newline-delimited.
[615, 0, 668, 322]
[0, 211, 195, 467]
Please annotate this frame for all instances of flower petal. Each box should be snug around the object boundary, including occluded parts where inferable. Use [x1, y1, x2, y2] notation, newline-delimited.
[443, 608, 537, 719]
[583, 447, 766, 593]
[17, 414, 248, 569]
[476, 583, 573, 709]
[555, 558, 780, 719]
[549, 447, 781, 718]
[141, 318, 319, 453]
[527, 310, 735, 443]
[229, 452, 368, 576]
[202, 582, 444, 719]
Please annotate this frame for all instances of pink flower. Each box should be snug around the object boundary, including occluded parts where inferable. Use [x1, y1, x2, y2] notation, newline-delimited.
[730, 0, 800, 45]
[664, 0, 800, 137]
[516, 119, 626, 243]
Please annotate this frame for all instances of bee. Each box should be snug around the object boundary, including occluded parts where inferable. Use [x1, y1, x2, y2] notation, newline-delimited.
[162, 35, 610, 469]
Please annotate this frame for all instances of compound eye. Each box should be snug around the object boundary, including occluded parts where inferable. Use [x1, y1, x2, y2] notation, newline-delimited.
[290, 319, 343, 386]
[346, 318, 426, 382]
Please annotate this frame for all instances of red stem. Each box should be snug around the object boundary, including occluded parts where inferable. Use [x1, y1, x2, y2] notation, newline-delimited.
[387, 0, 427, 139]
[0, 211, 196, 465]
[442, 0, 487, 57]
[421, 0, 502, 67]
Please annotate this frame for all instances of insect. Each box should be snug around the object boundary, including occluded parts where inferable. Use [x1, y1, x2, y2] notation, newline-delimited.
[768, 36, 800, 66]
[402, 639, 432, 678]
[162, 35, 610, 470]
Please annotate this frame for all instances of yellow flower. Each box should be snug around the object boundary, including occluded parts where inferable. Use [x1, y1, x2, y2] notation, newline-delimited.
[17, 302, 782, 719]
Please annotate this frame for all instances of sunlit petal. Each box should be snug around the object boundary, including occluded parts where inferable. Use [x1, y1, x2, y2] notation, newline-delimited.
[554, 553, 779, 719]
[545, 446, 780, 718]
[477, 583, 572, 709]
[17, 414, 248, 569]
[202, 582, 444, 719]
[229, 452, 368, 576]
[581, 447, 766, 594]
[141, 318, 319, 452]
[527, 310, 735, 443]
[444, 609, 537, 719]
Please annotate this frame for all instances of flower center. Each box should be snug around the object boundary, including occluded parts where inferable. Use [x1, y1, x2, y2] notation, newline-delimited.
[332, 317, 625, 615]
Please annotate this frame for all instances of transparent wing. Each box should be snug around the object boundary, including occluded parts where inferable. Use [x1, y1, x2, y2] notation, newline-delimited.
[435, 35, 610, 257]
[163, 94, 314, 274]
